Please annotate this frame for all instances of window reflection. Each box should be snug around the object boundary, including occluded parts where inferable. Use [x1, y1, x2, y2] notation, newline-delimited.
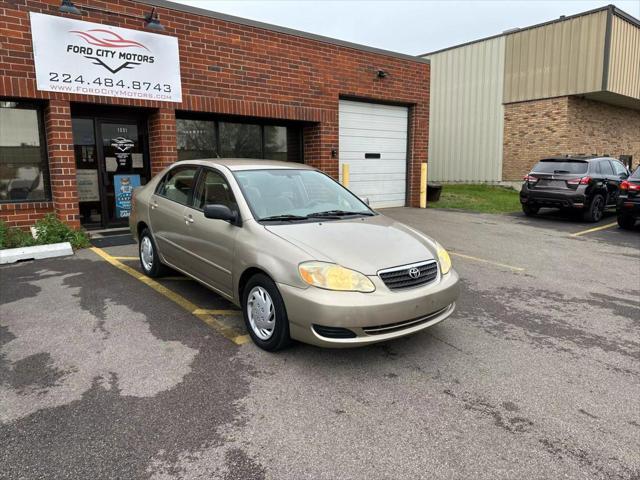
[175, 118, 302, 162]
[219, 122, 262, 159]
[177, 119, 217, 160]
[0, 102, 50, 202]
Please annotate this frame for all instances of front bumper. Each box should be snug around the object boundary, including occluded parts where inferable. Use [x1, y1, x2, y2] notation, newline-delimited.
[520, 187, 586, 209]
[278, 269, 460, 347]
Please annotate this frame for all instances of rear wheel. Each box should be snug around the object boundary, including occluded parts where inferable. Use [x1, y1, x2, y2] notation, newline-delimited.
[139, 229, 169, 278]
[583, 194, 605, 222]
[522, 204, 539, 217]
[617, 213, 636, 230]
[242, 273, 291, 351]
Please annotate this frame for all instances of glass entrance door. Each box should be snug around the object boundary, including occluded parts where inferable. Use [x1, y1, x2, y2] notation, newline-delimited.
[98, 121, 148, 226]
[72, 117, 150, 228]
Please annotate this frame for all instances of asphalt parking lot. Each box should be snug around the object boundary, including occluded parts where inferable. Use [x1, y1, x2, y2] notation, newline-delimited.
[1, 208, 639, 480]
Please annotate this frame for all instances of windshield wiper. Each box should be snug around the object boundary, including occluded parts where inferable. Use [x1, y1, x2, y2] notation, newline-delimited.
[553, 170, 571, 174]
[260, 214, 310, 222]
[308, 210, 375, 218]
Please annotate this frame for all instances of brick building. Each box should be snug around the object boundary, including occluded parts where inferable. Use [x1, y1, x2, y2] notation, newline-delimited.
[423, 5, 640, 183]
[0, 0, 429, 229]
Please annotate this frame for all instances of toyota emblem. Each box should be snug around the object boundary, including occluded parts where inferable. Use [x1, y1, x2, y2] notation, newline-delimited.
[408, 267, 421, 279]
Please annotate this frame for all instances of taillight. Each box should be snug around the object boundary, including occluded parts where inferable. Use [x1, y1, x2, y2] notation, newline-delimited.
[621, 180, 640, 191]
[567, 176, 591, 186]
[523, 174, 538, 183]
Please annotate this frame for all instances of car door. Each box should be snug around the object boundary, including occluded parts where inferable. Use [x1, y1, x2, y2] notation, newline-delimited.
[148, 165, 199, 269]
[597, 160, 617, 204]
[609, 160, 630, 205]
[179, 168, 239, 297]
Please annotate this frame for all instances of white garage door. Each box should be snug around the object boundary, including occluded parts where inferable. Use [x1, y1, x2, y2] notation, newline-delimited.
[339, 100, 409, 208]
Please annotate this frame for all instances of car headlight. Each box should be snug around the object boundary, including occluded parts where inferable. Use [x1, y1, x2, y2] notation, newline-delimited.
[298, 261, 375, 292]
[436, 244, 452, 275]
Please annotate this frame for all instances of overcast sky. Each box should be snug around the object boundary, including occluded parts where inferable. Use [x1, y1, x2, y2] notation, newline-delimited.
[173, 0, 640, 55]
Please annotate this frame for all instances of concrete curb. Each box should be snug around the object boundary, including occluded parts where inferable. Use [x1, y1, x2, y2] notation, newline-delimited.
[0, 242, 74, 265]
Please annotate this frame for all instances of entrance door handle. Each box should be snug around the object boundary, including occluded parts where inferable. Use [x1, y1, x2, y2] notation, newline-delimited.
[184, 214, 194, 225]
[151, 201, 158, 210]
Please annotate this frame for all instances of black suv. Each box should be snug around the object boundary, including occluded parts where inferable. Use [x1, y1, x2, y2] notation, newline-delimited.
[617, 167, 640, 230]
[520, 156, 630, 222]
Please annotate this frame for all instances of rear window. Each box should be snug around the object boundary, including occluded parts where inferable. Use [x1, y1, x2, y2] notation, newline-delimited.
[532, 160, 588, 174]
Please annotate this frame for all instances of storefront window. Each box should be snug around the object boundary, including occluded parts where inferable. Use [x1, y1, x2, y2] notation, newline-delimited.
[0, 101, 50, 202]
[264, 126, 287, 161]
[219, 122, 262, 158]
[177, 119, 217, 160]
[176, 118, 303, 162]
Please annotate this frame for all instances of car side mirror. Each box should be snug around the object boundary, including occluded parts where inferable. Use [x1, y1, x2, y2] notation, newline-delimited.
[620, 172, 629, 179]
[203, 204, 239, 224]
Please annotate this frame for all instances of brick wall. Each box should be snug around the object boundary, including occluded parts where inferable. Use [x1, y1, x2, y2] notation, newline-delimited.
[0, 202, 53, 229]
[503, 96, 640, 180]
[566, 97, 640, 166]
[45, 100, 80, 228]
[0, 0, 430, 227]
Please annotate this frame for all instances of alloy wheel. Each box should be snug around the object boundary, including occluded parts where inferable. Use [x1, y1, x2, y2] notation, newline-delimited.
[593, 197, 604, 221]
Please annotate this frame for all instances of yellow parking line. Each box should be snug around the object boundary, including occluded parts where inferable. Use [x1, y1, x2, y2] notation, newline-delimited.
[450, 251, 525, 272]
[192, 308, 241, 316]
[570, 222, 618, 237]
[113, 256, 138, 261]
[90, 247, 250, 345]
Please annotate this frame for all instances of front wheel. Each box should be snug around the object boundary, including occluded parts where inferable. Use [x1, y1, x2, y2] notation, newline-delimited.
[242, 273, 291, 351]
[139, 229, 169, 278]
[583, 194, 605, 222]
[617, 213, 636, 230]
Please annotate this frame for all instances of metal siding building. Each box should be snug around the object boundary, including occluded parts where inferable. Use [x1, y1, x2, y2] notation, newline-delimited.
[608, 14, 640, 100]
[423, 5, 640, 183]
[503, 10, 607, 103]
[426, 37, 505, 182]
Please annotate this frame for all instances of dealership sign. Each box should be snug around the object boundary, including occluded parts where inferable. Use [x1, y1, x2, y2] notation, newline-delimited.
[30, 13, 182, 102]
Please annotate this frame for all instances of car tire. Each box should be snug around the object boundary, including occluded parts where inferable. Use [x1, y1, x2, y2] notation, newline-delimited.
[617, 213, 636, 230]
[583, 194, 605, 222]
[242, 273, 291, 351]
[139, 228, 169, 278]
[522, 204, 539, 217]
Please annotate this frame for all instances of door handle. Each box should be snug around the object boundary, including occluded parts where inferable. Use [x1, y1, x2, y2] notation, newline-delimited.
[184, 214, 194, 225]
[151, 201, 158, 210]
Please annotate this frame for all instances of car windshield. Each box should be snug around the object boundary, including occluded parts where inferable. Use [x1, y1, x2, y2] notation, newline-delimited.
[532, 160, 588, 174]
[233, 169, 373, 221]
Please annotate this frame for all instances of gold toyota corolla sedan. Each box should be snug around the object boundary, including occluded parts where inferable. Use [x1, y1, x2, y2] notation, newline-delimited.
[129, 159, 459, 351]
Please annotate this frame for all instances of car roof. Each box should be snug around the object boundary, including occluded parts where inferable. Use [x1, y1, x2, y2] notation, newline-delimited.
[170, 158, 317, 172]
[541, 156, 615, 162]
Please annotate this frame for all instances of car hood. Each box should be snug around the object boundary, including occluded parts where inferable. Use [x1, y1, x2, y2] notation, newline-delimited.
[264, 214, 437, 275]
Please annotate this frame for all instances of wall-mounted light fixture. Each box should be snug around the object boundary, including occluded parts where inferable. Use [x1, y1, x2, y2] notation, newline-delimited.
[59, 0, 82, 15]
[144, 8, 165, 31]
[58, 1, 166, 31]
[376, 69, 388, 79]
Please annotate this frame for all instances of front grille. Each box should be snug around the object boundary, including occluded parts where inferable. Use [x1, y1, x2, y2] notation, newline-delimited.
[363, 305, 451, 335]
[312, 324, 357, 339]
[378, 261, 438, 290]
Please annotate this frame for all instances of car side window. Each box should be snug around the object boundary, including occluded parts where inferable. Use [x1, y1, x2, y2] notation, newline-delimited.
[599, 161, 614, 175]
[593, 162, 602, 174]
[611, 160, 628, 176]
[193, 169, 237, 211]
[156, 166, 199, 206]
